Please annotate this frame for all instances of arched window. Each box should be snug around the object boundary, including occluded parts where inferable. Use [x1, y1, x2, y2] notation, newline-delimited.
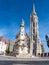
[33, 22, 35, 27]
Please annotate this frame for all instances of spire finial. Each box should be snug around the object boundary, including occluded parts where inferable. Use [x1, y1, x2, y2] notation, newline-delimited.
[33, 3, 35, 13]
[21, 18, 24, 26]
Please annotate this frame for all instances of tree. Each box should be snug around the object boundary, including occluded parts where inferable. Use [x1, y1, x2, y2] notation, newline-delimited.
[45, 35, 49, 47]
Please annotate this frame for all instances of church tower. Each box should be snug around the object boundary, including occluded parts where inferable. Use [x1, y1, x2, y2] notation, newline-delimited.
[30, 4, 40, 56]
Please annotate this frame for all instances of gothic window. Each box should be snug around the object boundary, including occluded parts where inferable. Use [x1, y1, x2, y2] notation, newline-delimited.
[33, 22, 35, 27]
[36, 34, 37, 38]
[33, 35, 35, 40]
[36, 22, 37, 27]
[33, 29, 35, 33]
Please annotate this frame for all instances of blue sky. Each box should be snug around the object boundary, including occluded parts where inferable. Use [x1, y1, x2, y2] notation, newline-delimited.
[0, 0, 49, 52]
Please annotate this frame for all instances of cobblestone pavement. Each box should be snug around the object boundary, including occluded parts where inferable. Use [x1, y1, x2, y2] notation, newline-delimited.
[0, 56, 49, 65]
[0, 61, 49, 65]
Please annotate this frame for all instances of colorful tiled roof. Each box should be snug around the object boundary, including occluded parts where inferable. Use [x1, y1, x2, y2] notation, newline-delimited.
[0, 36, 9, 43]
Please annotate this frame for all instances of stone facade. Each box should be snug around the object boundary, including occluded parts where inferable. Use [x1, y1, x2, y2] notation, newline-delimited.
[0, 36, 14, 55]
[30, 4, 40, 56]
[39, 44, 44, 54]
[0, 36, 9, 55]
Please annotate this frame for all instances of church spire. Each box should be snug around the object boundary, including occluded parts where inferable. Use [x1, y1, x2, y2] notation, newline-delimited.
[33, 3, 36, 14]
[33, 3, 35, 13]
[21, 19, 24, 27]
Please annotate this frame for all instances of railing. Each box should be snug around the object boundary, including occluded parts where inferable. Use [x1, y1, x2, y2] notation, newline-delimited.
[38, 53, 49, 57]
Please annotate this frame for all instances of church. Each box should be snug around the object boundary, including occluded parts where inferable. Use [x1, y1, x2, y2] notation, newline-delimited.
[13, 4, 44, 57]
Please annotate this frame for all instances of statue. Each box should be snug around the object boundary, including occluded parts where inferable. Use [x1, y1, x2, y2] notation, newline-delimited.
[45, 35, 49, 47]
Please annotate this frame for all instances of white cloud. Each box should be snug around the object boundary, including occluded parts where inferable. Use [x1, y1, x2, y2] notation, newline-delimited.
[0, 28, 7, 36]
